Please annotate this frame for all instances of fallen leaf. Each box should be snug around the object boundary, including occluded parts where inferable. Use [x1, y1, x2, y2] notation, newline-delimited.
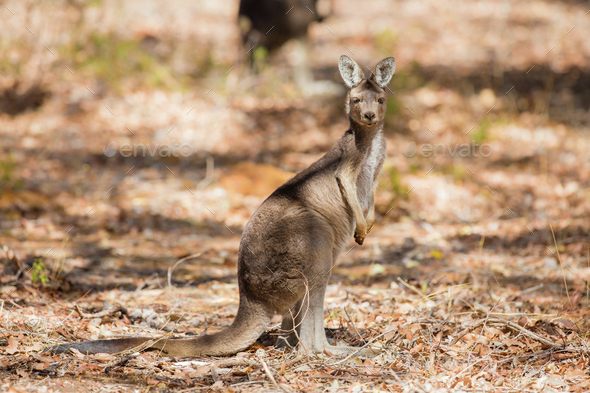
[32, 362, 48, 371]
[5, 337, 18, 354]
[553, 318, 576, 330]
[89, 353, 116, 362]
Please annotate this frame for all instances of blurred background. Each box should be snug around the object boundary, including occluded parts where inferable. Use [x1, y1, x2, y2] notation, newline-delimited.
[0, 0, 589, 306]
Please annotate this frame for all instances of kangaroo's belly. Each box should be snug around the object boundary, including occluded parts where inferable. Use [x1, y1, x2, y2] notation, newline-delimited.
[356, 134, 386, 211]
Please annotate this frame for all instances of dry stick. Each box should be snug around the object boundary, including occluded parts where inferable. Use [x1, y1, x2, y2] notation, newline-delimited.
[281, 308, 307, 356]
[167, 253, 203, 292]
[447, 357, 489, 388]
[104, 313, 185, 359]
[149, 310, 206, 359]
[329, 327, 398, 366]
[113, 331, 176, 358]
[496, 347, 578, 365]
[157, 311, 190, 333]
[100, 332, 177, 371]
[257, 351, 278, 386]
[550, 225, 571, 306]
[73, 289, 93, 305]
[290, 270, 312, 359]
[452, 317, 559, 348]
[343, 307, 366, 345]
[74, 304, 128, 319]
[214, 358, 260, 369]
[104, 354, 137, 372]
[397, 277, 429, 301]
[210, 366, 219, 382]
[277, 282, 306, 337]
[467, 301, 500, 365]
[587, 246, 589, 303]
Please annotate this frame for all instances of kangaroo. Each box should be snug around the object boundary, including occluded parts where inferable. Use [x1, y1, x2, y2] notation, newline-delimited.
[49, 55, 395, 358]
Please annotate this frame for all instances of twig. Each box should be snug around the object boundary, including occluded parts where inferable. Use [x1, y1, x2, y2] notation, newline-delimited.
[256, 350, 277, 386]
[452, 317, 558, 348]
[289, 308, 305, 354]
[104, 354, 135, 372]
[167, 253, 203, 292]
[114, 331, 175, 358]
[329, 327, 398, 366]
[550, 225, 571, 306]
[468, 301, 499, 365]
[293, 271, 311, 359]
[397, 277, 429, 301]
[213, 358, 260, 369]
[447, 357, 489, 387]
[344, 307, 366, 345]
[74, 304, 128, 319]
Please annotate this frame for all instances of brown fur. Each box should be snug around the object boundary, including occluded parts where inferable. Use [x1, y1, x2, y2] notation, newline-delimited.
[48, 55, 396, 358]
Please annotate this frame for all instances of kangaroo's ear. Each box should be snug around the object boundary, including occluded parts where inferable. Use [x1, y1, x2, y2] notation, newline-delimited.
[374, 57, 396, 88]
[339, 55, 364, 88]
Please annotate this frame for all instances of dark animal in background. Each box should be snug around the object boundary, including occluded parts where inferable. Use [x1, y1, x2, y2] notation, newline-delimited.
[238, 0, 324, 52]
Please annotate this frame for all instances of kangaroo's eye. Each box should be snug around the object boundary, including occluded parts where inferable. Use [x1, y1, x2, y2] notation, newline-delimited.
[378, 98, 385, 104]
[352, 98, 360, 104]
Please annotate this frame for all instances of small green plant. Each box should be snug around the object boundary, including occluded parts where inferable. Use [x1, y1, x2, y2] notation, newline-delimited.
[0, 155, 15, 184]
[452, 165, 465, 182]
[384, 96, 401, 128]
[391, 61, 424, 92]
[31, 258, 49, 285]
[421, 282, 428, 294]
[65, 32, 180, 91]
[374, 29, 398, 57]
[472, 118, 490, 144]
[0, 155, 22, 192]
[386, 166, 409, 199]
[252, 46, 269, 73]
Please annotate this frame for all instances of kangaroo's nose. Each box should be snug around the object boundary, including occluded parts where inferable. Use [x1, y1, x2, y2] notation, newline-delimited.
[364, 112, 376, 121]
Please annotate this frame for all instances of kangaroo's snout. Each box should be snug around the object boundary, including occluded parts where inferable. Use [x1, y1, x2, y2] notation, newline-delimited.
[363, 112, 376, 123]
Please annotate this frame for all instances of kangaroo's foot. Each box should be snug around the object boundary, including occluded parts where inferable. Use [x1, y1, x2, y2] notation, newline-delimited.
[319, 344, 377, 358]
[297, 283, 378, 358]
[298, 341, 377, 358]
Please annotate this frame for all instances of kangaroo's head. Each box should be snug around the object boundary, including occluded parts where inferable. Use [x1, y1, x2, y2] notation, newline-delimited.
[338, 55, 396, 128]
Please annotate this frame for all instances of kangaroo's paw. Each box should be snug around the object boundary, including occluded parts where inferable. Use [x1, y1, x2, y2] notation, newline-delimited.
[366, 219, 375, 234]
[354, 231, 366, 245]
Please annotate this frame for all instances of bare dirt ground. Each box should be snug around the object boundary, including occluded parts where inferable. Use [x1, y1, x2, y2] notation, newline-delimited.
[1, 0, 589, 391]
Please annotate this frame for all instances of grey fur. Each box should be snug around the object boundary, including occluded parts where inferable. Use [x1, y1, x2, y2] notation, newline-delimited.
[374, 57, 396, 87]
[338, 55, 364, 88]
[47, 56, 395, 358]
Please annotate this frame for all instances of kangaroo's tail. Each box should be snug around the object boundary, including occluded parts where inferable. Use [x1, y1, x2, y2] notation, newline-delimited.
[48, 298, 273, 357]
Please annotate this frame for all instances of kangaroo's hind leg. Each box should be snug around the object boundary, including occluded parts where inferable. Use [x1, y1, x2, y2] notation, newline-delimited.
[298, 266, 377, 358]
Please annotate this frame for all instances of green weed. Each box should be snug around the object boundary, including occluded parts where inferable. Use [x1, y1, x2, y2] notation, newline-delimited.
[387, 166, 409, 199]
[65, 33, 181, 91]
[374, 29, 398, 57]
[472, 118, 490, 144]
[32, 258, 49, 285]
[0, 155, 22, 192]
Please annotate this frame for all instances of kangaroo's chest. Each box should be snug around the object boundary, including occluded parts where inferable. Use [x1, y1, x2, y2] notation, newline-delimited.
[356, 134, 386, 210]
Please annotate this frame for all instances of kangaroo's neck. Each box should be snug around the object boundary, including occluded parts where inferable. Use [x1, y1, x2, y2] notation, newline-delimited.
[349, 120, 382, 152]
